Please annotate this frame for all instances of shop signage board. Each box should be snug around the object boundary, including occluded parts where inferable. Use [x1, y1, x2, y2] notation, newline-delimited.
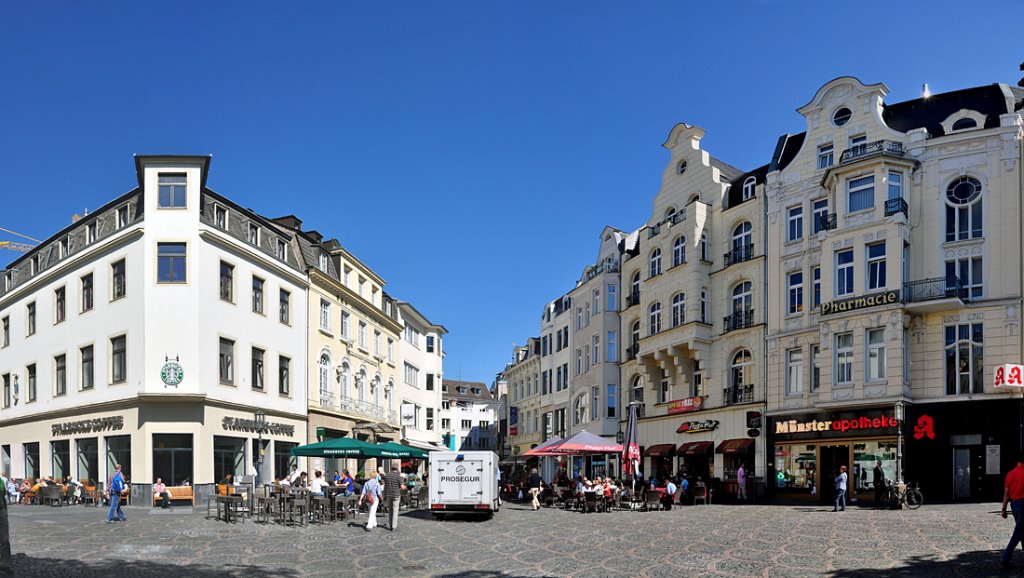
[667, 397, 704, 415]
[401, 403, 416, 427]
[986, 445, 1001, 475]
[222, 416, 294, 436]
[676, 419, 718, 434]
[160, 361, 184, 386]
[820, 290, 899, 316]
[993, 364, 1024, 388]
[510, 407, 518, 425]
[52, 415, 124, 436]
[769, 409, 898, 441]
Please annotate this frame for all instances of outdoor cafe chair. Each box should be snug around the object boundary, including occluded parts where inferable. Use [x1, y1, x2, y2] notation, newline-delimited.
[310, 495, 332, 524]
[694, 483, 709, 505]
[644, 490, 661, 511]
[582, 491, 598, 514]
[559, 488, 576, 510]
[410, 486, 427, 509]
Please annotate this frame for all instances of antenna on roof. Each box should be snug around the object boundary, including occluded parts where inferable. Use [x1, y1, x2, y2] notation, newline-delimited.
[921, 83, 931, 98]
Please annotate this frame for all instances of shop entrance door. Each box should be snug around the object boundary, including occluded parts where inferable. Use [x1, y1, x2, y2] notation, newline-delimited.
[818, 444, 850, 504]
[953, 448, 971, 500]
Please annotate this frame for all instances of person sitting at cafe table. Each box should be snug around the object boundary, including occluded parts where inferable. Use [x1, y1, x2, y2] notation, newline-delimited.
[153, 477, 171, 509]
[66, 476, 84, 504]
[308, 470, 329, 496]
[338, 470, 355, 496]
[219, 473, 234, 486]
[297, 471, 309, 488]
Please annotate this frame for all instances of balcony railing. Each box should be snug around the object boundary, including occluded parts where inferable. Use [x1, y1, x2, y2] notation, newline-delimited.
[723, 309, 755, 333]
[339, 396, 399, 424]
[723, 243, 754, 266]
[884, 197, 908, 218]
[723, 384, 755, 406]
[904, 276, 964, 303]
[668, 210, 685, 225]
[625, 292, 641, 308]
[319, 392, 335, 408]
[648, 225, 661, 238]
[818, 213, 837, 231]
[840, 140, 905, 164]
[627, 401, 646, 419]
[626, 343, 639, 361]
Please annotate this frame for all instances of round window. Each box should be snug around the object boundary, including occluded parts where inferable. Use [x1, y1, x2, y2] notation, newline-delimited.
[946, 176, 982, 204]
[832, 107, 852, 127]
[677, 160, 687, 175]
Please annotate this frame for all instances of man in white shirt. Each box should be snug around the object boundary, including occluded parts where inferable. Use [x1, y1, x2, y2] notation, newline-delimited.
[287, 465, 302, 485]
[663, 478, 678, 511]
[308, 471, 329, 496]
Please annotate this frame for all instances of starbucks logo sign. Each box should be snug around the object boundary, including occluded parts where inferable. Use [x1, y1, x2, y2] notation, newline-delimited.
[161, 361, 184, 386]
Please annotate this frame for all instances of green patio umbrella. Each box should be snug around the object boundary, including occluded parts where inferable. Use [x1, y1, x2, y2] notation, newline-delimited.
[290, 437, 386, 458]
[376, 441, 429, 460]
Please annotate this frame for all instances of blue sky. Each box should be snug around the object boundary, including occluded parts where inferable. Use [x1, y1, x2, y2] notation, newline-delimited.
[1, 1, 1020, 384]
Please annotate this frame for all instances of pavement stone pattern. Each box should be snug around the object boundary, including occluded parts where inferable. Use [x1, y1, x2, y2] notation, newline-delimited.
[1, 499, 1020, 577]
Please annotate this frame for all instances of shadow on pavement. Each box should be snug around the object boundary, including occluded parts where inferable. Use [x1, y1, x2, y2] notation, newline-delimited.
[5, 553, 299, 578]
[829, 550, 1010, 577]
[434, 573, 549, 578]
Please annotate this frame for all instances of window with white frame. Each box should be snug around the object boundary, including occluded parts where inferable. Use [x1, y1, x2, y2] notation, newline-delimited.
[387, 338, 395, 362]
[404, 363, 418, 386]
[671, 292, 685, 327]
[731, 281, 752, 315]
[786, 348, 803, 395]
[606, 331, 617, 362]
[732, 222, 752, 254]
[116, 205, 129, 228]
[787, 206, 803, 242]
[648, 302, 662, 335]
[742, 176, 756, 200]
[945, 176, 983, 241]
[849, 134, 866, 147]
[318, 354, 330, 398]
[836, 249, 854, 296]
[591, 386, 600, 421]
[812, 267, 821, 308]
[251, 347, 265, 391]
[404, 323, 420, 347]
[158, 174, 187, 208]
[358, 321, 367, 349]
[341, 310, 350, 339]
[945, 323, 983, 395]
[788, 271, 803, 314]
[219, 338, 234, 384]
[318, 252, 328, 271]
[279, 289, 290, 324]
[573, 395, 586, 425]
[847, 175, 875, 212]
[592, 289, 600, 315]
[836, 332, 853, 384]
[649, 248, 662, 277]
[700, 232, 708, 262]
[247, 223, 260, 245]
[607, 284, 617, 311]
[812, 199, 829, 234]
[606, 384, 617, 418]
[946, 256, 983, 299]
[731, 350, 752, 388]
[811, 345, 821, 391]
[700, 288, 707, 323]
[374, 330, 381, 356]
[214, 205, 227, 228]
[672, 235, 686, 267]
[575, 307, 582, 330]
[659, 370, 669, 403]
[866, 242, 886, 291]
[888, 171, 903, 200]
[817, 143, 833, 169]
[866, 328, 886, 381]
[592, 334, 600, 364]
[575, 348, 582, 376]
[319, 299, 330, 332]
[275, 239, 287, 260]
[252, 276, 264, 314]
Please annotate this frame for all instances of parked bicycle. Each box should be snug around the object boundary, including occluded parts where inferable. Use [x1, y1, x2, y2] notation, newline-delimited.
[885, 479, 923, 509]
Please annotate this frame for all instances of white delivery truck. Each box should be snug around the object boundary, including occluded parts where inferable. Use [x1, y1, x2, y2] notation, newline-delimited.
[428, 450, 499, 519]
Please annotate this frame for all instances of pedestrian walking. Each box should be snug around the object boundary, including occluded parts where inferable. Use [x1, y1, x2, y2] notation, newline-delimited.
[106, 464, 127, 523]
[873, 461, 886, 507]
[1000, 453, 1024, 568]
[384, 464, 402, 532]
[832, 465, 847, 512]
[736, 464, 747, 502]
[528, 468, 541, 510]
[359, 471, 383, 532]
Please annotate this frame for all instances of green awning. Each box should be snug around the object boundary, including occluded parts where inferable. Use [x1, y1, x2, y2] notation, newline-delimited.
[376, 441, 430, 460]
[290, 437, 386, 458]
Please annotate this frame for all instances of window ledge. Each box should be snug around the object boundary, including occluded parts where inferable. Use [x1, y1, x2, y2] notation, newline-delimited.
[319, 328, 333, 338]
[833, 383, 854, 389]
[845, 207, 875, 218]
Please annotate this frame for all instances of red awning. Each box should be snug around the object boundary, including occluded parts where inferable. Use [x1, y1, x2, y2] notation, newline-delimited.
[716, 438, 755, 454]
[644, 444, 676, 457]
[676, 441, 714, 456]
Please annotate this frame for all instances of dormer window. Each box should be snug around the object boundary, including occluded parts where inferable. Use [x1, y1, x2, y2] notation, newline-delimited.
[832, 107, 852, 127]
[60, 236, 70, 259]
[275, 239, 287, 260]
[471, 388, 481, 395]
[677, 160, 687, 175]
[116, 205, 130, 229]
[457, 386, 467, 394]
[247, 224, 260, 245]
[30, 255, 39, 275]
[157, 174, 187, 208]
[742, 176, 756, 200]
[214, 205, 227, 228]
[3, 271, 10, 290]
[318, 252, 328, 271]
[87, 222, 97, 244]
[951, 118, 978, 131]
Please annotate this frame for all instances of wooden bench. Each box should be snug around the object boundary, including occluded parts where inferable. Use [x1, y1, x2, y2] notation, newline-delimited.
[153, 485, 194, 507]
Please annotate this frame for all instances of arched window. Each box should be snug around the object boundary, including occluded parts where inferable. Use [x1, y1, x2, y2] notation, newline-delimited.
[732, 281, 752, 314]
[677, 160, 687, 175]
[731, 349, 753, 387]
[373, 375, 382, 407]
[671, 293, 685, 327]
[357, 369, 367, 402]
[573, 395, 586, 425]
[339, 361, 350, 400]
[742, 176, 756, 200]
[649, 248, 662, 278]
[630, 271, 641, 300]
[951, 118, 977, 131]
[732, 222, 752, 251]
[631, 320, 641, 347]
[700, 232, 708, 262]
[386, 379, 395, 411]
[664, 207, 676, 221]
[672, 236, 686, 267]
[945, 322, 983, 395]
[630, 375, 644, 403]
[945, 176, 983, 242]
[649, 302, 662, 335]
[318, 354, 331, 398]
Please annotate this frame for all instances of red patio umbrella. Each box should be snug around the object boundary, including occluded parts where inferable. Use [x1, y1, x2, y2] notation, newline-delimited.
[545, 430, 622, 454]
[522, 436, 563, 457]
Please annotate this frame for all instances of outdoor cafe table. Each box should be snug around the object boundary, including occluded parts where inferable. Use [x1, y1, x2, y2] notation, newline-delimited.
[217, 495, 244, 523]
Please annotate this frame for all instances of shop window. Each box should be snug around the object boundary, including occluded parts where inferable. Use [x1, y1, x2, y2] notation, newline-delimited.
[214, 436, 246, 484]
[76, 438, 98, 484]
[274, 441, 297, 480]
[774, 444, 815, 493]
[152, 433, 193, 486]
[51, 440, 70, 480]
[106, 435, 131, 485]
[945, 323, 983, 395]
[24, 442, 39, 479]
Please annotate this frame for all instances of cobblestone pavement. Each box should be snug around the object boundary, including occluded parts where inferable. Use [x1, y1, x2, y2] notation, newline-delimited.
[2, 499, 1019, 577]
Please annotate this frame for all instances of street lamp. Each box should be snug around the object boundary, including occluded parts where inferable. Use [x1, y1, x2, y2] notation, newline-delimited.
[894, 401, 904, 483]
[616, 430, 624, 444]
[254, 410, 267, 486]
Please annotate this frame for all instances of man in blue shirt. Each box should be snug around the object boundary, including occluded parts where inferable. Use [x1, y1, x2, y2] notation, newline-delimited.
[106, 464, 127, 523]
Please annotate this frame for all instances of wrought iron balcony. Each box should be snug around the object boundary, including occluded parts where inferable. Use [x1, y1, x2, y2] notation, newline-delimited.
[723, 243, 754, 266]
[723, 309, 755, 333]
[840, 140, 905, 164]
[904, 276, 965, 306]
[625, 292, 641, 308]
[668, 210, 685, 225]
[884, 197, 908, 218]
[723, 384, 755, 406]
[625, 343, 639, 361]
[818, 213, 837, 231]
[648, 225, 661, 239]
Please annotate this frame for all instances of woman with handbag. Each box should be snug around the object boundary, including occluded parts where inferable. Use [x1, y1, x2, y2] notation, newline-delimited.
[358, 472, 383, 532]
